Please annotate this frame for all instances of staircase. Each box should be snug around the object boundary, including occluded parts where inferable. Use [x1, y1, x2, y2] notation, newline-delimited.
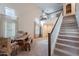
[53, 15, 79, 56]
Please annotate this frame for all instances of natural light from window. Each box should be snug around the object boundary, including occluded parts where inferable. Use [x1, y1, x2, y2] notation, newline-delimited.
[5, 7, 16, 17]
[4, 7, 16, 39]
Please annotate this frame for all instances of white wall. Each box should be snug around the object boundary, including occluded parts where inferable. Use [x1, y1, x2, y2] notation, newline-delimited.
[75, 3, 79, 27]
[0, 4, 4, 14]
[37, 3, 63, 13]
[63, 3, 75, 16]
[0, 3, 63, 38]
[0, 15, 4, 37]
[0, 4, 5, 37]
[16, 4, 63, 37]
[0, 4, 42, 37]
[17, 4, 41, 37]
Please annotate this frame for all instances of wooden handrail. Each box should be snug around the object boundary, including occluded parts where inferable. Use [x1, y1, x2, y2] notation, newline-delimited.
[46, 9, 63, 15]
[48, 12, 62, 56]
[50, 13, 61, 34]
[48, 33, 51, 56]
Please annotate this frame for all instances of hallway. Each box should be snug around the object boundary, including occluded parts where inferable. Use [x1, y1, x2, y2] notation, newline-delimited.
[54, 15, 79, 56]
[17, 38, 48, 56]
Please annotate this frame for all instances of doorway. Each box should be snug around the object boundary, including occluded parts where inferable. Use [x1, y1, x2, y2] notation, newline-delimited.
[66, 4, 72, 14]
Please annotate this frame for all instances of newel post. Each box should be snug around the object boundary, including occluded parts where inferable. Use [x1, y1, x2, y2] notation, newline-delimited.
[48, 33, 51, 56]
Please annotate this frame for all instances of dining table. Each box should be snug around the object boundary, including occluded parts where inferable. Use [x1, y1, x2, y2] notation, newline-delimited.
[15, 34, 30, 50]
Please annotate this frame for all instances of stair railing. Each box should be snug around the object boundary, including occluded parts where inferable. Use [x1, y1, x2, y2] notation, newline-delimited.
[48, 11, 63, 56]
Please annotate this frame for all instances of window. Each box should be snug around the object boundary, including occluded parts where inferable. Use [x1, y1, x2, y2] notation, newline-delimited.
[4, 7, 16, 39]
[4, 21, 16, 38]
[5, 7, 16, 17]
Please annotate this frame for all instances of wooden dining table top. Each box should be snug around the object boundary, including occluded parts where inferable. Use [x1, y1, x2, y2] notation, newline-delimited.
[15, 34, 29, 41]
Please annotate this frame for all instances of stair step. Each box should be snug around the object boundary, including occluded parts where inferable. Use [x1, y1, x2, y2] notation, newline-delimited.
[54, 48, 75, 56]
[61, 27, 78, 30]
[54, 15, 79, 56]
[59, 32, 79, 34]
[60, 28, 79, 30]
[61, 26, 77, 28]
[58, 35, 79, 39]
[60, 30, 79, 33]
[57, 39, 79, 47]
[55, 43, 79, 55]
[59, 32, 79, 35]
[58, 38, 79, 43]
[61, 24, 77, 26]
[61, 24, 76, 26]
[60, 28, 78, 29]
[60, 29, 79, 31]
[61, 25, 76, 27]
[62, 20, 75, 21]
[61, 26, 78, 28]
[59, 34, 79, 38]
[62, 21, 76, 23]
[56, 43, 79, 50]
[62, 22, 76, 24]
[52, 54, 58, 56]
[60, 29, 79, 32]
[58, 36, 79, 41]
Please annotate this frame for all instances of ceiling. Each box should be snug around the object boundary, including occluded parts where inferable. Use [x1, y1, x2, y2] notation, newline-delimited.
[0, 3, 63, 16]
[36, 3, 63, 13]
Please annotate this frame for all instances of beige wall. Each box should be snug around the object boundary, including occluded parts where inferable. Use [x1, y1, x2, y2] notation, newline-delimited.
[63, 3, 75, 16]
[17, 4, 41, 37]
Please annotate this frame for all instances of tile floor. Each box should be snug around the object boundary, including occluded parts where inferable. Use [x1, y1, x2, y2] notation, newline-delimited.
[17, 38, 48, 56]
